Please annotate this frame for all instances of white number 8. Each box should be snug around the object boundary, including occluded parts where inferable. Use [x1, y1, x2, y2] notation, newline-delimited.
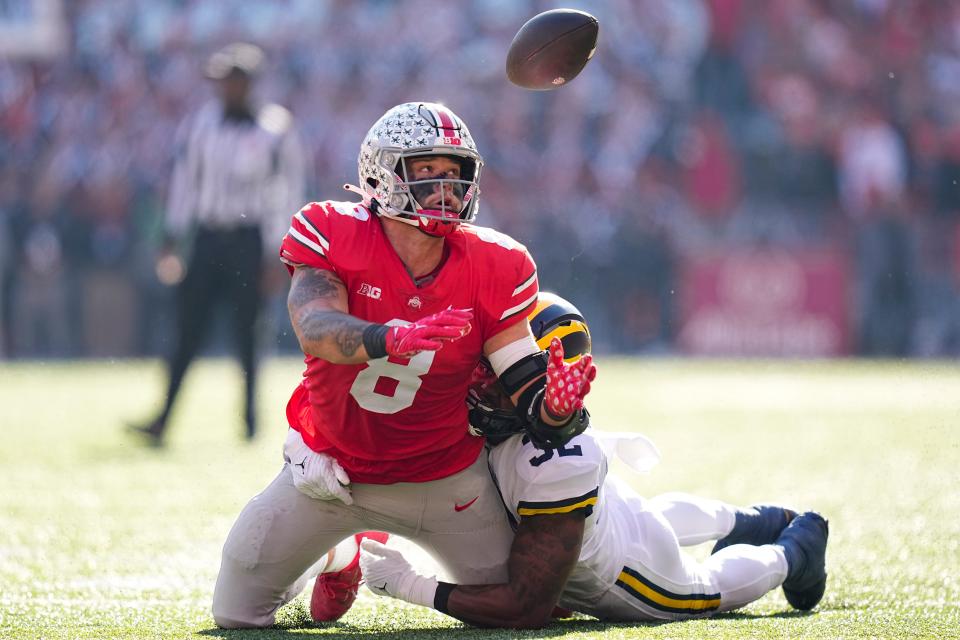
[349, 319, 437, 414]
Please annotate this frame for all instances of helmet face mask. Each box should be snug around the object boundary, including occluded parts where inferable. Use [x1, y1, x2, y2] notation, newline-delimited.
[358, 103, 483, 236]
[468, 359, 513, 411]
[466, 358, 524, 445]
[397, 152, 477, 237]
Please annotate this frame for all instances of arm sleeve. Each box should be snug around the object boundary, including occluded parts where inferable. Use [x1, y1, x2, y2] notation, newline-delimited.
[279, 202, 336, 274]
[165, 113, 201, 239]
[480, 245, 539, 339]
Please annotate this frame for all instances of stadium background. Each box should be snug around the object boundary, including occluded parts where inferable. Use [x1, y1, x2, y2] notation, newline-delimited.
[1, 0, 958, 360]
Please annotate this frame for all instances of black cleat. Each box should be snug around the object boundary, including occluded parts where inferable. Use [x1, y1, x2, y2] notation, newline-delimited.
[776, 511, 829, 611]
[712, 505, 797, 553]
[125, 420, 165, 448]
[245, 407, 257, 442]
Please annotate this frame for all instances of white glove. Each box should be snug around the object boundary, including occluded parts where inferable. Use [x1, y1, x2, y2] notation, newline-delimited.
[283, 428, 353, 505]
[359, 539, 438, 608]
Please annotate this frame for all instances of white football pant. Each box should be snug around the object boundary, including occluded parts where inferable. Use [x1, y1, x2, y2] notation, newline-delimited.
[573, 481, 789, 621]
[212, 451, 512, 628]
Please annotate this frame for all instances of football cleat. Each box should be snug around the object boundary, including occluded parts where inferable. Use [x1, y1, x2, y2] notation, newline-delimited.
[712, 505, 797, 554]
[310, 531, 390, 623]
[776, 511, 829, 611]
[125, 419, 165, 448]
[551, 605, 575, 619]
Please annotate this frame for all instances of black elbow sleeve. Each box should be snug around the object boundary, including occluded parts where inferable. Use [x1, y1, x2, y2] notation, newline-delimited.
[505, 351, 590, 450]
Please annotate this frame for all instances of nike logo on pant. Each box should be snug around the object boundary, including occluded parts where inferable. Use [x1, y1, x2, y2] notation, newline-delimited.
[454, 496, 479, 512]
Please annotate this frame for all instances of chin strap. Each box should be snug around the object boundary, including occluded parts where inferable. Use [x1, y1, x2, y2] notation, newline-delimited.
[417, 212, 458, 237]
[343, 183, 373, 206]
[353, 182, 461, 237]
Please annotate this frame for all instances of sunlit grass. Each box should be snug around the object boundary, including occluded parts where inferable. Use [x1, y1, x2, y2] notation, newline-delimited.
[1, 358, 958, 638]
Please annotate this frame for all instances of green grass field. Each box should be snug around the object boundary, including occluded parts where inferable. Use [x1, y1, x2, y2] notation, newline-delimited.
[1, 357, 959, 639]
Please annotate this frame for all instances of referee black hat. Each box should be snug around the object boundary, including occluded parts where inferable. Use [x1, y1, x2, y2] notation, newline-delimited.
[205, 42, 265, 80]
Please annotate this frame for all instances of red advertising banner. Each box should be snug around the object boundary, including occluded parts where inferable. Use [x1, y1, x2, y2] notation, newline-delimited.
[678, 249, 850, 357]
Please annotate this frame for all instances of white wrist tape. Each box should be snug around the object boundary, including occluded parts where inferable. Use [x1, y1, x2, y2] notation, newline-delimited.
[487, 337, 541, 378]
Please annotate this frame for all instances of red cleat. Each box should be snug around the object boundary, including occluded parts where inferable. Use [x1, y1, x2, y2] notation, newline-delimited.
[551, 605, 574, 619]
[310, 531, 390, 622]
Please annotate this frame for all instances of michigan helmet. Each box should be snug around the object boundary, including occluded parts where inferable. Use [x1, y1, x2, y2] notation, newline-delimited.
[356, 102, 482, 237]
[528, 292, 591, 362]
[467, 292, 591, 445]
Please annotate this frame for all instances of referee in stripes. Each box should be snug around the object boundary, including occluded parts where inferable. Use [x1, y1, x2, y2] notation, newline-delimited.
[130, 43, 307, 445]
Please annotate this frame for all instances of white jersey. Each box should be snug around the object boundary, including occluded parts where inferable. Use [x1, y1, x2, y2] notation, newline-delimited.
[488, 431, 629, 610]
[488, 431, 732, 620]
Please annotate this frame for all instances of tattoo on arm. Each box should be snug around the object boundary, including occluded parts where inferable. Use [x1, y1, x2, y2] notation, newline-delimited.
[287, 267, 370, 361]
[506, 511, 583, 610]
[446, 511, 584, 628]
[297, 310, 366, 358]
[288, 267, 341, 309]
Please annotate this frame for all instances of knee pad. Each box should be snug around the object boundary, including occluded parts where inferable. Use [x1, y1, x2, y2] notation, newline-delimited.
[223, 502, 275, 571]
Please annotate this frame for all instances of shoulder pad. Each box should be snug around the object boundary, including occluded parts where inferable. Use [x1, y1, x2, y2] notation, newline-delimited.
[514, 430, 605, 485]
[461, 224, 529, 254]
[309, 200, 372, 223]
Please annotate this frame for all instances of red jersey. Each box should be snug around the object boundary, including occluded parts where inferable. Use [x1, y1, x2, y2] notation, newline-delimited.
[280, 200, 539, 484]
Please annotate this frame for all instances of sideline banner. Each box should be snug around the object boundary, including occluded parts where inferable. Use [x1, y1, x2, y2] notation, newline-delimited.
[678, 249, 850, 357]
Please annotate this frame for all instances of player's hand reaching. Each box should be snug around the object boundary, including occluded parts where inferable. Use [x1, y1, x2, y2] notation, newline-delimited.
[283, 429, 353, 504]
[543, 337, 597, 420]
[384, 307, 473, 358]
[359, 538, 439, 607]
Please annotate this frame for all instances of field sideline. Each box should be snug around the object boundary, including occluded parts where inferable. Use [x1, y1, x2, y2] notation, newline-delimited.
[1, 357, 958, 639]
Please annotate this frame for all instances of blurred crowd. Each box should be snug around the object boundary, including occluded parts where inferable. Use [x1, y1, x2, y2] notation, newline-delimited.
[2, 0, 960, 358]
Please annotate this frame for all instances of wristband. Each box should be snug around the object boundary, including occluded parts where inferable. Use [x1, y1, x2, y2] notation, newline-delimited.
[525, 386, 590, 450]
[525, 386, 575, 424]
[434, 581, 456, 614]
[362, 324, 389, 359]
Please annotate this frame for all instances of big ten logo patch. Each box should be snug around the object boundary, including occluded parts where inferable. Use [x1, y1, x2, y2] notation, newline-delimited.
[358, 283, 382, 300]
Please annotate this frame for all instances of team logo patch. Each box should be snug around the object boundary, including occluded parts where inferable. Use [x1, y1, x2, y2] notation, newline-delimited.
[408, 296, 422, 309]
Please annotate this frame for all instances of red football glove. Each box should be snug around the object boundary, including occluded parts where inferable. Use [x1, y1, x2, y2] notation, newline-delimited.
[543, 337, 597, 420]
[385, 307, 473, 358]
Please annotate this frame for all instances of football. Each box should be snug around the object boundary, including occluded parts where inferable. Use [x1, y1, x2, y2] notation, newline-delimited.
[505, 8, 599, 90]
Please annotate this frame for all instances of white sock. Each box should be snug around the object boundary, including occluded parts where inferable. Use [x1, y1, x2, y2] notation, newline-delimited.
[704, 543, 789, 612]
[287, 555, 330, 604]
[322, 536, 360, 574]
[288, 536, 362, 602]
[647, 492, 738, 546]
